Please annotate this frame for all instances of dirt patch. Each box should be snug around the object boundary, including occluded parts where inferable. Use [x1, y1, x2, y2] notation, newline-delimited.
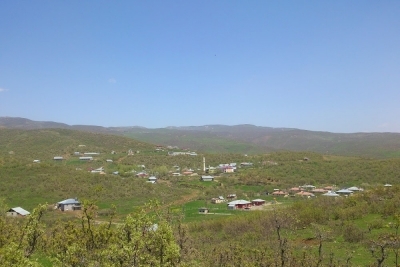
[301, 237, 320, 246]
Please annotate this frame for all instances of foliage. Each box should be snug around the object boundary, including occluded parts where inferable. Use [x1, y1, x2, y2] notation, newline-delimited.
[2, 128, 400, 266]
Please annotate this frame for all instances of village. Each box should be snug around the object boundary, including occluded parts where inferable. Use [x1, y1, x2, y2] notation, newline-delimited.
[8, 145, 390, 218]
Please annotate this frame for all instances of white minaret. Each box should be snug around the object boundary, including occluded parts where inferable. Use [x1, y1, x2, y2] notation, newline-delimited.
[203, 157, 206, 172]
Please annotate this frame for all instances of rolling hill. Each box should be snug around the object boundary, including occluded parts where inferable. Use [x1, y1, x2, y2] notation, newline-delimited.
[1, 117, 400, 158]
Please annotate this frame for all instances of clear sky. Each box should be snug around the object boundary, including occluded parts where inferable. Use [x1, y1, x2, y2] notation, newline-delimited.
[1, 1, 399, 133]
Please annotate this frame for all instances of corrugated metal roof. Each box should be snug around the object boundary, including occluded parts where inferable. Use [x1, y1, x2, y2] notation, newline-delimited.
[228, 200, 251, 205]
[336, 189, 353, 194]
[9, 207, 30, 216]
[322, 191, 340, 197]
[347, 186, 361, 191]
[58, 198, 80, 205]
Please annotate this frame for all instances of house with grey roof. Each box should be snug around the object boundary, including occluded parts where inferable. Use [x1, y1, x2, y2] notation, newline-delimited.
[7, 207, 30, 217]
[91, 167, 105, 173]
[147, 176, 157, 184]
[227, 200, 252, 210]
[336, 189, 353, 195]
[211, 196, 225, 204]
[322, 191, 340, 197]
[57, 198, 81, 211]
[347, 186, 363, 192]
[79, 156, 93, 161]
[198, 207, 209, 214]
[200, 175, 214, 182]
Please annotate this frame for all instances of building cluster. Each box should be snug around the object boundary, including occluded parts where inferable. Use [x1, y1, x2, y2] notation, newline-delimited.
[6, 198, 83, 218]
[270, 185, 365, 198]
[199, 198, 267, 214]
[168, 151, 197, 156]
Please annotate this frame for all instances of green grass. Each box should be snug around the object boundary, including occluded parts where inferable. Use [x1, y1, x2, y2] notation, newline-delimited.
[2, 128, 400, 266]
[33, 254, 53, 267]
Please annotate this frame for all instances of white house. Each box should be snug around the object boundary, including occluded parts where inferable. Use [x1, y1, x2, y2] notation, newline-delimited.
[211, 196, 225, 204]
[91, 167, 105, 173]
[148, 176, 157, 183]
[7, 207, 30, 217]
[336, 189, 353, 195]
[198, 207, 209, 214]
[227, 200, 252, 210]
[322, 191, 340, 197]
[347, 186, 363, 192]
[57, 198, 81, 211]
[200, 175, 214, 182]
[79, 156, 93, 161]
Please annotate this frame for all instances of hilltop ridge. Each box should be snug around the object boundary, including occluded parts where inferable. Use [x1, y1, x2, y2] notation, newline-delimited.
[1, 117, 400, 158]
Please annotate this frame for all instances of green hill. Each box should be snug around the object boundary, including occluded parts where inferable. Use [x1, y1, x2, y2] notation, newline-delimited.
[0, 128, 152, 161]
[2, 117, 400, 158]
[122, 125, 400, 158]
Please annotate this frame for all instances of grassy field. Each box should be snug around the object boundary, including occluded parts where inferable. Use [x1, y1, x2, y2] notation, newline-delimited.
[1, 128, 400, 266]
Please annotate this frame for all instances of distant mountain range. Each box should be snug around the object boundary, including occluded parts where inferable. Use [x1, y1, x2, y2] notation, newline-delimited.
[1, 117, 400, 158]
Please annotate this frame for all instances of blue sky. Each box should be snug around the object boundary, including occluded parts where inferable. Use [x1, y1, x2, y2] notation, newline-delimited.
[1, 1, 399, 133]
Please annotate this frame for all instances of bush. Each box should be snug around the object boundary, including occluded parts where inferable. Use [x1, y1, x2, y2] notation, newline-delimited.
[343, 223, 365, 243]
[368, 218, 385, 231]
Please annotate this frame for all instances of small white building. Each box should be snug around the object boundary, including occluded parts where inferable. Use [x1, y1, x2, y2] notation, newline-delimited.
[211, 196, 225, 204]
[198, 207, 209, 214]
[7, 207, 30, 217]
[336, 189, 353, 195]
[79, 156, 93, 161]
[322, 191, 340, 197]
[57, 198, 81, 211]
[200, 175, 214, 182]
[347, 186, 363, 192]
[53, 156, 63, 161]
[33, 159, 40, 163]
[91, 167, 105, 173]
[148, 176, 157, 183]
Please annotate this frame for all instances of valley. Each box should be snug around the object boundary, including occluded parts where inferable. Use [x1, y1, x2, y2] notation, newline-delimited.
[0, 127, 400, 266]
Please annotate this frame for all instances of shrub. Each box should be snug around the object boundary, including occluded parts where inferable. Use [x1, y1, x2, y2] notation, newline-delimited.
[343, 223, 365, 243]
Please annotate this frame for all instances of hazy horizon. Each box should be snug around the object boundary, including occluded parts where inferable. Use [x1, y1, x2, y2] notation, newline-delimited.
[2, 116, 400, 134]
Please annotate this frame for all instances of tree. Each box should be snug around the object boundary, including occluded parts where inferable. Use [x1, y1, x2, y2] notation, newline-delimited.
[49, 200, 180, 267]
